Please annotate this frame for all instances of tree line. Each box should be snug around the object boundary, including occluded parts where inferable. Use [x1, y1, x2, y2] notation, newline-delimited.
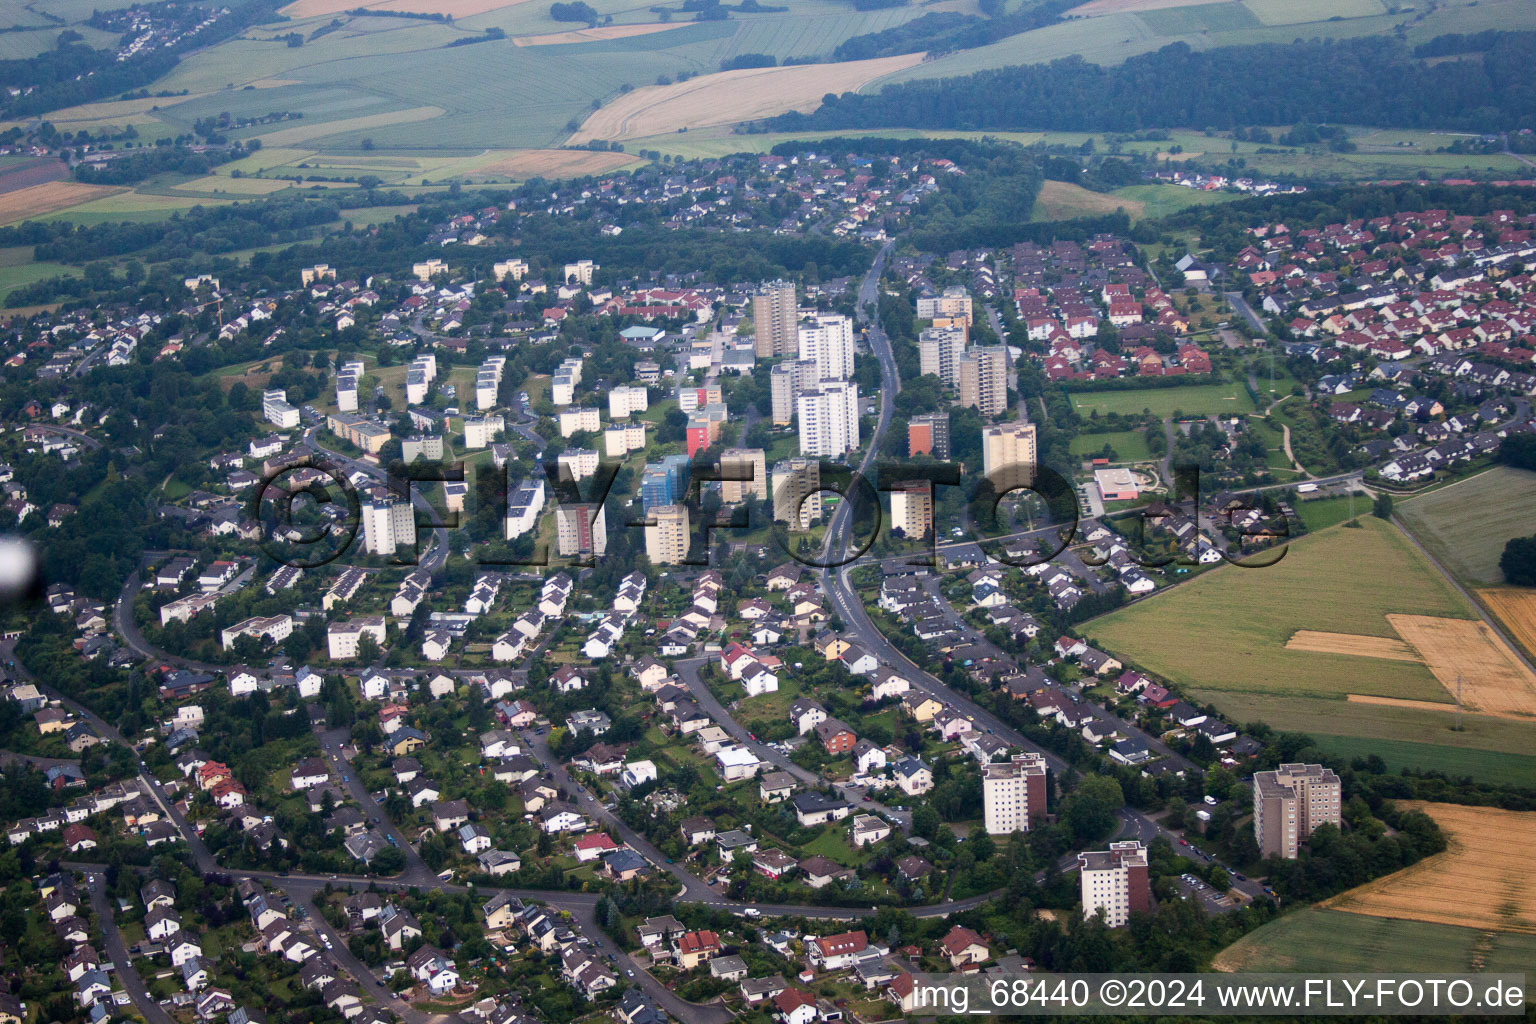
[770, 33, 1536, 134]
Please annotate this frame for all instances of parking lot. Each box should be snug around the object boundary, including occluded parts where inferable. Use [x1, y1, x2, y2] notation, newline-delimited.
[1177, 872, 1236, 912]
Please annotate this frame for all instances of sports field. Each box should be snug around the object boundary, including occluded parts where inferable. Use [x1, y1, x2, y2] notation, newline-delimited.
[1396, 466, 1536, 586]
[1069, 430, 1153, 462]
[1069, 382, 1256, 418]
[1214, 908, 1536, 977]
[1324, 803, 1536, 933]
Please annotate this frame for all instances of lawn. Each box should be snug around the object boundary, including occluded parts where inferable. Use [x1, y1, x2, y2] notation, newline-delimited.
[798, 828, 867, 867]
[1069, 382, 1256, 419]
[1213, 908, 1536, 980]
[1080, 518, 1536, 764]
[1069, 429, 1154, 462]
[1396, 466, 1536, 587]
[1295, 494, 1371, 533]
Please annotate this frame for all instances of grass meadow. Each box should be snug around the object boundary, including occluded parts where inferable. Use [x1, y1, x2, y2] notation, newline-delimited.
[1069, 381, 1256, 418]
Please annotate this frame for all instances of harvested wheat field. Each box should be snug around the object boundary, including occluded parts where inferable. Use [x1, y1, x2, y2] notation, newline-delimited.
[1323, 802, 1536, 933]
[1065, 0, 1228, 14]
[1478, 587, 1536, 659]
[0, 181, 123, 225]
[1344, 694, 1459, 713]
[1390, 613, 1536, 720]
[473, 149, 641, 178]
[513, 23, 682, 45]
[569, 53, 926, 143]
[1285, 630, 1420, 662]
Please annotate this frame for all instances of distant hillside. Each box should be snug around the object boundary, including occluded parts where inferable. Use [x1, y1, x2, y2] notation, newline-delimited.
[769, 33, 1536, 134]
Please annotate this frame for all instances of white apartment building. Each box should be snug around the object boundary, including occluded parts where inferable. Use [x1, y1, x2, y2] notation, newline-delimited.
[327, 616, 386, 660]
[770, 358, 819, 426]
[1078, 840, 1150, 928]
[797, 381, 860, 458]
[504, 477, 546, 541]
[558, 407, 601, 438]
[772, 458, 823, 530]
[220, 614, 293, 651]
[609, 385, 649, 419]
[917, 285, 973, 325]
[262, 389, 298, 429]
[475, 355, 506, 411]
[604, 422, 647, 457]
[917, 326, 966, 385]
[463, 415, 504, 449]
[336, 361, 365, 412]
[719, 448, 768, 503]
[556, 503, 607, 558]
[645, 504, 690, 565]
[362, 494, 416, 556]
[889, 480, 934, 539]
[1253, 763, 1342, 859]
[981, 421, 1038, 495]
[982, 752, 1048, 834]
[798, 314, 855, 382]
[493, 258, 527, 282]
[557, 448, 599, 482]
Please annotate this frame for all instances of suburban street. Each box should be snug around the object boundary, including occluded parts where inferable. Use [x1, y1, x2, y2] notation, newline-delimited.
[673, 657, 913, 830]
[85, 871, 176, 1024]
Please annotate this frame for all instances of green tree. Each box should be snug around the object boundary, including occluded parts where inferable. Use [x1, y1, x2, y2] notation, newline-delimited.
[1064, 775, 1123, 845]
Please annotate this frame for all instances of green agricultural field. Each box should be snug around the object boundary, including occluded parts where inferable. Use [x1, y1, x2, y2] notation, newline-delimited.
[1306, 734, 1536, 789]
[132, 0, 939, 154]
[1069, 430, 1153, 462]
[0, 246, 79, 303]
[1078, 517, 1536, 765]
[1138, 1, 1260, 35]
[1241, 0, 1385, 26]
[1221, 689, 1536, 759]
[1396, 466, 1536, 587]
[1069, 382, 1256, 419]
[1215, 909, 1536, 980]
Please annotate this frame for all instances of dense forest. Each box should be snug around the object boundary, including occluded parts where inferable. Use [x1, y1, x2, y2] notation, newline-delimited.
[770, 33, 1536, 134]
[73, 144, 243, 186]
